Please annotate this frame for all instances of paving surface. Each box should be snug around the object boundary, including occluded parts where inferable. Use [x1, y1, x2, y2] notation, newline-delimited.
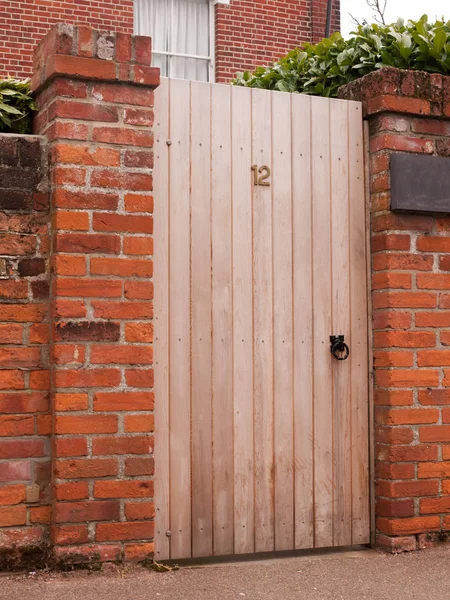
[1, 546, 450, 600]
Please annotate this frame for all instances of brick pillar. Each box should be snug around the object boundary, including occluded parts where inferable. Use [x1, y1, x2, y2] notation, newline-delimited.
[0, 134, 51, 558]
[31, 24, 159, 565]
[340, 67, 450, 552]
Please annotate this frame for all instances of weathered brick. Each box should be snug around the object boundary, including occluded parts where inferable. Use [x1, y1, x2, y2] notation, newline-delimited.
[0, 392, 48, 414]
[18, 258, 46, 277]
[93, 213, 153, 234]
[374, 331, 435, 349]
[0, 440, 46, 459]
[0, 416, 34, 436]
[419, 427, 450, 443]
[50, 99, 119, 122]
[125, 369, 154, 389]
[55, 482, 89, 501]
[377, 516, 440, 536]
[54, 278, 122, 298]
[52, 524, 89, 545]
[54, 189, 119, 210]
[94, 392, 154, 411]
[54, 368, 121, 388]
[55, 233, 120, 254]
[124, 193, 154, 213]
[92, 127, 153, 147]
[53, 344, 86, 366]
[92, 436, 152, 456]
[92, 301, 153, 319]
[0, 462, 31, 483]
[124, 281, 154, 300]
[0, 370, 26, 390]
[376, 408, 439, 426]
[377, 445, 438, 463]
[95, 521, 154, 541]
[55, 458, 118, 479]
[55, 415, 118, 434]
[124, 502, 155, 521]
[54, 210, 89, 232]
[124, 457, 155, 476]
[123, 236, 153, 255]
[374, 390, 413, 407]
[54, 321, 120, 342]
[0, 506, 27, 527]
[90, 345, 153, 365]
[94, 480, 153, 499]
[54, 438, 88, 458]
[376, 370, 439, 388]
[54, 501, 120, 523]
[0, 485, 26, 506]
[125, 323, 153, 343]
[53, 255, 86, 275]
[376, 499, 414, 518]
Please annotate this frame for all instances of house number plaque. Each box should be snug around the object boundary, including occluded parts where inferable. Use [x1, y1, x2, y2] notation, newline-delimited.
[251, 165, 271, 187]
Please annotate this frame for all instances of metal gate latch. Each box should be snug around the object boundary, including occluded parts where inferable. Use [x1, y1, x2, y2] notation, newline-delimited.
[330, 335, 350, 361]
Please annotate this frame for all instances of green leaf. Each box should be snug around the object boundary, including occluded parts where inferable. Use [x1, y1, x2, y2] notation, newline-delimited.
[231, 17, 450, 98]
[0, 77, 35, 133]
[434, 28, 447, 52]
[0, 102, 22, 115]
[276, 80, 291, 93]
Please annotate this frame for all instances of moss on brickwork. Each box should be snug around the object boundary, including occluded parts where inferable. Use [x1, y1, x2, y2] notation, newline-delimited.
[0, 545, 53, 572]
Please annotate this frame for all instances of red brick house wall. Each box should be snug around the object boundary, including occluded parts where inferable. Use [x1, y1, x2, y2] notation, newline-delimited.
[215, 0, 340, 82]
[0, 0, 134, 79]
[1, 0, 339, 82]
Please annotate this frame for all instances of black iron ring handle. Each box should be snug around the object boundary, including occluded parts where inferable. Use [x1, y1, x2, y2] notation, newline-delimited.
[330, 335, 350, 361]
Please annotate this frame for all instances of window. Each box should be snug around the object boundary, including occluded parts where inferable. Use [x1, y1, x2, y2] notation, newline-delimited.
[134, 0, 215, 82]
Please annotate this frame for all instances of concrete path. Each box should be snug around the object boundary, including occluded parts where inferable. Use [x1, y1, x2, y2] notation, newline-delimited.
[2, 546, 450, 600]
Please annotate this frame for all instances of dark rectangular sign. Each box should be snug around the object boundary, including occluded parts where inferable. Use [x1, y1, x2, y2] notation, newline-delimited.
[390, 152, 450, 214]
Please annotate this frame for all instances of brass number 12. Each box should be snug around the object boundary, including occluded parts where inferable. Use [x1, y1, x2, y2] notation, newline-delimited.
[251, 165, 271, 187]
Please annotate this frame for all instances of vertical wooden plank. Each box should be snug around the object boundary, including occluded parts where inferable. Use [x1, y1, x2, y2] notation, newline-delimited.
[272, 91, 294, 552]
[291, 93, 314, 550]
[232, 85, 255, 555]
[211, 83, 234, 556]
[349, 102, 370, 545]
[190, 81, 213, 558]
[153, 77, 170, 561]
[330, 99, 352, 547]
[252, 88, 274, 553]
[364, 121, 376, 547]
[311, 95, 333, 549]
[168, 78, 191, 559]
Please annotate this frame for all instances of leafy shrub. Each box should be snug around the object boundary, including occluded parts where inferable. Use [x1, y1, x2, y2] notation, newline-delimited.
[233, 15, 450, 97]
[0, 79, 36, 134]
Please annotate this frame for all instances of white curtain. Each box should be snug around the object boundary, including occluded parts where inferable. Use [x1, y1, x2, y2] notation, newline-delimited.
[134, 0, 211, 81]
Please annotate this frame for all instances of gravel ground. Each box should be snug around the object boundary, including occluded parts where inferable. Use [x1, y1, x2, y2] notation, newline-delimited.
[1, 546, 450, 600]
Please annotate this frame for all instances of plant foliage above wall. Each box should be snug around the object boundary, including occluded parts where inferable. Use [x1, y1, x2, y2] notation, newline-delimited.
[0, 79, 36, 134]
[233, 16, 450, 97]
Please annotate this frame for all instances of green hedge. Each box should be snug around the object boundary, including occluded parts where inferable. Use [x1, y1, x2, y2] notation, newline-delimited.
[233, 16, 450, 97]
[0, 79, 36, 134]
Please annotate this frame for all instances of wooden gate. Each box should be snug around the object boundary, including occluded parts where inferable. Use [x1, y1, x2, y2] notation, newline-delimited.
[153, 78, 370, 560]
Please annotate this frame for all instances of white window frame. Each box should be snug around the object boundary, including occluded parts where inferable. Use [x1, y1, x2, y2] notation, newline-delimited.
[148, 0, 221, 82]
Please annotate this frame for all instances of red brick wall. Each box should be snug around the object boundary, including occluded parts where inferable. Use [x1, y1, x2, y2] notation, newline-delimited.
[215, 0, 340, 83]
[1, 0, 339, 83]
[0, 134, 51, 559]
[0, 0, 133, 79]
[31, 24, 157, 565]
[311, 0, 341, 46]
[340, 68, 450, 552]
